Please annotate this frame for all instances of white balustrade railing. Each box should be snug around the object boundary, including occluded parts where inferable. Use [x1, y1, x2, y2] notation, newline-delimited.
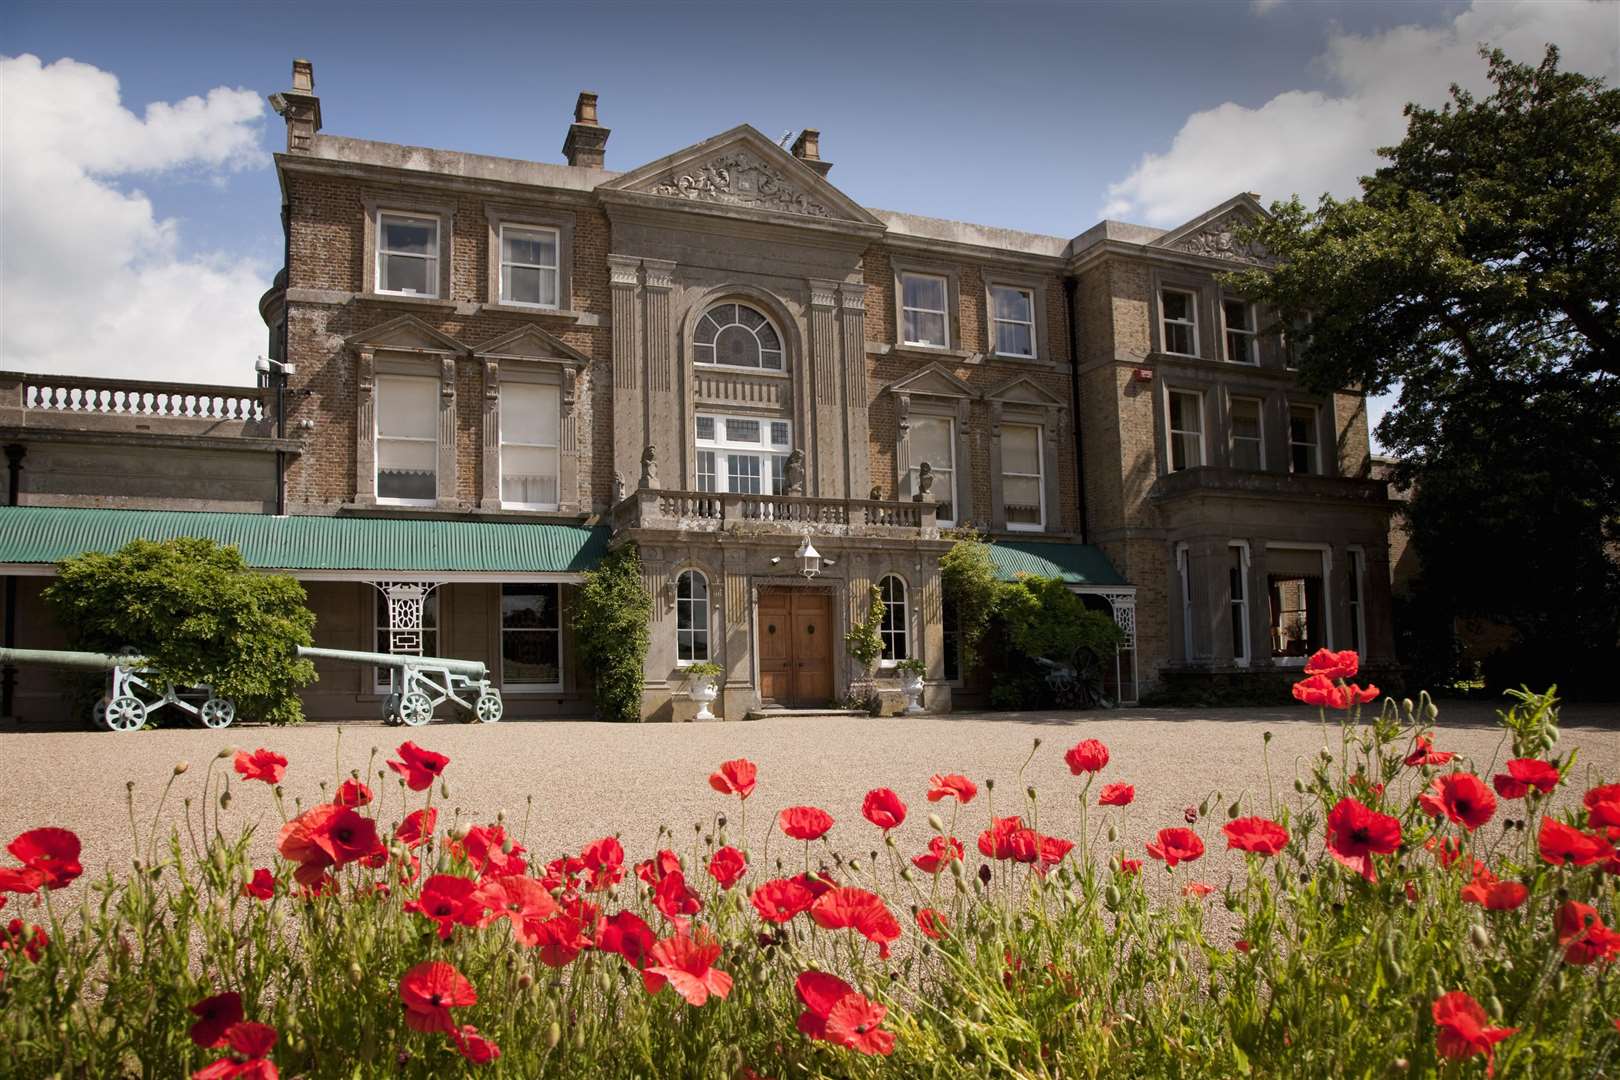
[23, 376, 266, 422]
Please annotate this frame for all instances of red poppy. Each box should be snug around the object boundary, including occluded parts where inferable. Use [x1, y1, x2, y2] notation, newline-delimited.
[532, 910, 592, 968]
[652, 869, 703, 928]
[926, 773, 977, 804]
[5, 828, 81, 891]
[1234, 939, 1251, 954]
[778, 806, 834, 842]
[1432, 991, 1516, 1076]
[1586, 783, 1620, 829]
[475, 875, 559, 946]
[1183, 881, 1214, 898]
[1098, 783, 1134, 807]
[193, 1020, 279, 1080]
[635, 849, 681, 885]
[861, 788, 906, 831]
[916, 907, 947, 940]
[750, 877, 814, 924]
[978, 815, 1029, 860]
[708, 758, 757, 800]
[1116, 855, 1143, 875]
[405, 874, 484, 940]
[394, 808, 437, 850]
[334, 779, 372, 807]
[597, 909, 657, 968]
[452, 1025, 500, 1065]
[1459, 863, 1528, 911]
[642, 929, 733, 1006]
[1490, 759, 1559, 800]
[1304, 648, 1359, 679]
[1539, 817, 1614, 868]
[233, 749, 286, 785]
[1146, 827, 1205, 868]
[453, 824, 527, 880]
[1426, 835, 1465, 869]
[313, 808, 381, 867]
[1404, 734, 1456, 767]
[1292, 674, 1378, 709]
[707, 846, 747, 890]
[386, 741, 449, 792]
[188, 991, 244, 1048]
[1557, 900, 1620, 966]
[1350, 772, 1385, 796]
[1419, 772, 1497, 831]
[911, 835, 964, 874]
[795, 970, 894, 1057]
[1324, 797, 1402, 882]
[276, 805, 341, 886]
[0, 866, 44, 893]
[811, 887, 902, 958]
[399, 961, 476, 1035]
[580, 836, 624, 892]
[1064, 738, 1109, 775]
[1222, 816, 1289, 856]
[795, 869, 839, 898]
[242, 868, 275, 901]
[1, 917, 47, 966]
[1035, 835, 1074, 873]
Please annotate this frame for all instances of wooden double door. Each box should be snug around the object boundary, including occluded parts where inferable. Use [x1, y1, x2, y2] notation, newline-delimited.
[758, 588, 834, 707]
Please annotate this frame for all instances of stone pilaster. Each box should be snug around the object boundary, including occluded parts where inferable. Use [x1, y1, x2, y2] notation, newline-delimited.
[354, 348, 376, 503]
[436, 356, 458, 509]
[559, 366, 580, 511]
[480, 359, 500, 507]
[608, 255, 642, 502]
[642, 258, 678, 488]
[838, 282, 869, 499]
[807, 279, 840, 496]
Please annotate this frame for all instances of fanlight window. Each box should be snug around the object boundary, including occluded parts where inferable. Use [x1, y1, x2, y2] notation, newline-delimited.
[694, 303, 783, 371]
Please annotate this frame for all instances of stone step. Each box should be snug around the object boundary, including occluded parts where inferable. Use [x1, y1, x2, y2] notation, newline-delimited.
[743, 707, 873, 722]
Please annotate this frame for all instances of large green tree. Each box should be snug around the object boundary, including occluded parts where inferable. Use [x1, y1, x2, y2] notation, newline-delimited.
[1226, 47, 1620, 693]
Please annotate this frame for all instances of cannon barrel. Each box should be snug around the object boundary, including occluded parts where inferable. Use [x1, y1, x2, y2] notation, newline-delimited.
[297, 646, 487, 679]
[0, 647, 149, 671]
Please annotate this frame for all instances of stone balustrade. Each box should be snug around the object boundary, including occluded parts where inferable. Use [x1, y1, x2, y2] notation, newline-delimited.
[614, 487, 937, 536]
[0, 371, 275, 437]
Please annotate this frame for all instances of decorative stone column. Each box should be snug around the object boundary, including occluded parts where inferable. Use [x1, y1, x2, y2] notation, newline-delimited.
[807, 279, 841, 497]
[436, 356, 458, 508]
[609, 255, 642, 501]
[480, 359, 500, 508]
[642, 258, 678, 489]
[354, 348, 377, 503]
[838, 282, 869, 499]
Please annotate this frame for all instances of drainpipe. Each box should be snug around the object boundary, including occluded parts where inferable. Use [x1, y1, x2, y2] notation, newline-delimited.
[2, 443, 24, 719]
[1061, 277, 1089, 542]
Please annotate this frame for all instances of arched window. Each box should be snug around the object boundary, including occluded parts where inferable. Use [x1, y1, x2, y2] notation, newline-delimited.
[694, 302, 783, 371]
[879, 575, 908, 662]
[676, 570, 710, 663]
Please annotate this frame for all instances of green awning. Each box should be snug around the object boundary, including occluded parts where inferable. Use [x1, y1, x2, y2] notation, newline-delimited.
[0, 506, 608, 575]
[987, 541, 1127, 587]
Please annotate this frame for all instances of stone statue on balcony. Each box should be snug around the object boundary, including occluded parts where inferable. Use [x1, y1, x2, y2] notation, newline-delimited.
[638, 444, 658, 490]
[869, 484, 882, 502]
[914, 461, 935, 502]
[784, 449, 805, 495]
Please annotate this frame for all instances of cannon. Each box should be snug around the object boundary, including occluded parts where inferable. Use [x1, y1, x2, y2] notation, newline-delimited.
[0, 647, 237, 732]
[296, 646, 503, 727]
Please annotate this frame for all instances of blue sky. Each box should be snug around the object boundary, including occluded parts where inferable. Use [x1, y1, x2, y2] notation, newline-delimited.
[2, 0, 1616, 438]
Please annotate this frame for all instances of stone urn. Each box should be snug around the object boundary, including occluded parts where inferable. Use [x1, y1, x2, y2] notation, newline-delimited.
[685, 664, 722, 721]
[897, 661, 927, 714]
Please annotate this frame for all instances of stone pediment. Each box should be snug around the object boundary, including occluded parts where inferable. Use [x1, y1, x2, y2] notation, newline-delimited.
[471, 325, 589, 366]
[600, 125, 883, 228]
[1151, 194, 1273, 265]
[883, 363, 975, 400]
[345, 314, 466, 356]
[984, 375, 1063, 407]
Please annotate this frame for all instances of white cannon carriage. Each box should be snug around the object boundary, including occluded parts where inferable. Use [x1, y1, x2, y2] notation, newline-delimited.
[296, 646, 503, 726]
[0, 647, 236, 732]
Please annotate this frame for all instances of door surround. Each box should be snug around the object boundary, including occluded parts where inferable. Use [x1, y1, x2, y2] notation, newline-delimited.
[754, 582, 838, 708]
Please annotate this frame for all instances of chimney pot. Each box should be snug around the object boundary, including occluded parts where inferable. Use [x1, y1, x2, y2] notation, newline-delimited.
[563, 91, 609, 168]
[291, 58, 314, 93]
[574, 91, 599, 125]
[272, 58, 322, 154]
[789, 128, 833, 178]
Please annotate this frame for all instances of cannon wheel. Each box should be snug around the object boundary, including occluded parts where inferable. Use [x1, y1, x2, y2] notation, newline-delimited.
[199, 697, 236, 729]
[90, 696, 111, 731]
[398, 691, 433, 727]
[104, 695, 147, 732]
[474, 692, 503, 724]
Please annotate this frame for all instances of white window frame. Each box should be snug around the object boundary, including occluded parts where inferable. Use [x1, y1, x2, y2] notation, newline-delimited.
[500, 381, 561, 510]
[695, 412, 792, 495]
[1288, 402, 1321, 475]
[1229, 542, 1250, 667]
[1160, 288, 1199, 357]
[900, 272, 951, 349]
[498, 224, 561, 310]
[1167, 388, 1206, 472]
[376, 212, 441, 299]
[908, 415, 958, 527]
[375, 373, 438, 507]
[373, 590, 439, 694]
[1176, 543, 1193, 662]
[1347, 545, 1366, 658]
[675, 569, 711, 667]
[989, 283, 1036, 358]
[1229, 394, 1265, 471]
[501, 583, 563, 693]
[1222, 299, 1257, 365]
[878, 574, 909, 666]
[1266, 543, 1334, 666]
[1000, 422, 1045, 532]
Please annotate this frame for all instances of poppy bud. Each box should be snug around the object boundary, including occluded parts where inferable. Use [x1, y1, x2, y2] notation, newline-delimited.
[1488, 995, 1503, 1021]
[1555, 970, 1567, 993]
[1184, 806, 1199, 824]
[1293, 778, 1305, 793]
[349, 962, 364, 985]
[518, 973, 533, 990]
[884, 833, 896, 848]
[949, 858, 964, 878]
[1107, 824, 1118, 842]
[1470, 924, 1491, 951]
[899, 867, 913, 882]
[127, 780, 136, 793]
[1104, 884, 1122, 910]
[440, 780, 450, 799]
[217, 747, 233, 759]
[573, 1024, 586, 1051]
[1263, 730, 1272, 743]
[219, 789, 231, 811]
[977, 864, 992, 886]
[1226, 800, 1241, 819]
[928, 813, 945, 834]
[1401, 698, 1414, 716]
[546, 1021, 561, 1049]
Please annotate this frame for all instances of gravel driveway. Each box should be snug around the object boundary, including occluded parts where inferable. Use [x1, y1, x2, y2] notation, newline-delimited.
[3, 702, 1616, 908]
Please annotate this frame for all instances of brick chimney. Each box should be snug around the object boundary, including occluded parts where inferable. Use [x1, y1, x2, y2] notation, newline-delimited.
[789, 129, 832, 177]
[267, 58, 322, 154]
[562, 92, 610, 168]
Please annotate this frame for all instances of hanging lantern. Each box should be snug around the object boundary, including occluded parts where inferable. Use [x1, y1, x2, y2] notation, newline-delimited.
[796, 535, 821, 579]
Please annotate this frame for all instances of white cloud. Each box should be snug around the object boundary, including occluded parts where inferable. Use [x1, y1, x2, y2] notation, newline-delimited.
[0, 54, 270, 386]
[1103, 0, 1620, 225]
[1251, 0, 1285, 15]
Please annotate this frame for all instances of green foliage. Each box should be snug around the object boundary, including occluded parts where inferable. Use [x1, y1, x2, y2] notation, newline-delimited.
[938, 532, 998, 673]
[572, 543, 652, 722]
[1225, 47, 1620, 694]
[844, 585, 884, 673]
[683, 661, 723, 681]
[995, 575, 1124, 665]
[42, 538, 315, 725]
[894, 657, 926, 678]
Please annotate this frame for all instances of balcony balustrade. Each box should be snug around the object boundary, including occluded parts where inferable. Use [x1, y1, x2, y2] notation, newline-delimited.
[0, 372, 275, 439]
[612, 487, 938, 537]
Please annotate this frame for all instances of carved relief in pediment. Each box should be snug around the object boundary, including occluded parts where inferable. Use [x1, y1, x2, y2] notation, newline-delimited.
[645, 148, 833, 219]
[1171, 213, 1272, 264]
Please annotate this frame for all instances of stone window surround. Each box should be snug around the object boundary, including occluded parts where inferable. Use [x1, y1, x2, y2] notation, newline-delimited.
[893, 391, 972, 525]
[363, 352, 459, 509]
[672, 565, 717, 669]
[692, 299, 788, 375]
[484, 202, 576, 313]
[480, 355, 583, 513]
[877, 572, 910, 668]
[982, 271, 1049, 362]
[891, 258, 962, 354]
[1228, 540, 1251, 668]
[362, 192, 456, 302]
[990, 409, 1054, 533]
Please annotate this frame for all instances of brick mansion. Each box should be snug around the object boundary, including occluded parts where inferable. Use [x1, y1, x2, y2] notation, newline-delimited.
[0, 59, 1395, 721]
